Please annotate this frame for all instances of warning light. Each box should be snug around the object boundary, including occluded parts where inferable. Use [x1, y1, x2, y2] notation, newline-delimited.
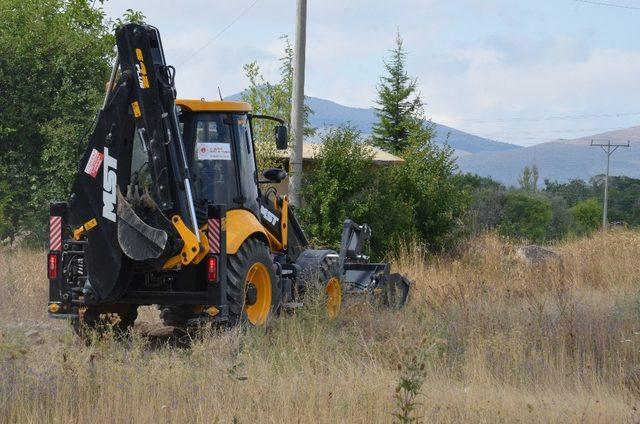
[48, 253, 59, 280]
[207, 256, 218, 283]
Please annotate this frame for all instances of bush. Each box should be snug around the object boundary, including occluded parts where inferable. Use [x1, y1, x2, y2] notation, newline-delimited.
[498, 191, 552, 243]
[547, 195, 573, 240]
[299, 126, 469, 257]
[571, 198, 602, 235]
[388, 135, 469, 251]
[298, 127, 378, 250]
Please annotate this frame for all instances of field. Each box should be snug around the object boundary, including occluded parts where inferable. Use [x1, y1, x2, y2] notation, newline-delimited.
[2, 231, 640, 423]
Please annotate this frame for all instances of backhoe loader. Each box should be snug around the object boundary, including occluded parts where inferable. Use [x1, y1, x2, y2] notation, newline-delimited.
[46, 24, 409, 334]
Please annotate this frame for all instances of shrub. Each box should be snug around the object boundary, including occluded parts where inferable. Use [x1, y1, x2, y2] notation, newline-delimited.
[300, 126, 469, 257]
[498, 191, 552, 243]
[571, 198, 602, 235]
[298, 127, 377, 250]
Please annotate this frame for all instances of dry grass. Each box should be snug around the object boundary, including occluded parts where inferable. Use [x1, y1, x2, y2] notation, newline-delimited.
[2, 231, 640, 422]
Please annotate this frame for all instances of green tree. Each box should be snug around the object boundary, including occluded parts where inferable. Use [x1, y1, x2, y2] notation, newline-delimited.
[372, 31, 431, 154]
[458, 173, 506, 235]
[388, 134, 468, 251]
[518, 165, 539, 192]
[547, 195, 572, 240]
[498, 191, 552, 243]
[298, 126, 377, 249]
[544, 178, 593, 207]
[242, 36, 313, 171]
[591, 175, 640, 226]
[571, 198, 602, 235]
[0, 0, 127, 241]
[370, 30, 465, 251]
[298, 126, 416, 257]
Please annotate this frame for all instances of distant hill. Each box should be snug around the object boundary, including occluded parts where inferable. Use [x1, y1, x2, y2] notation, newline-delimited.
[228, 92, 639, 184]
[456, 127, 640, 186]
[228, 93, 520, 155]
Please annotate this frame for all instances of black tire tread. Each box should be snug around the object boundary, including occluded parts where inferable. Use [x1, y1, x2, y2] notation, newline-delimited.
[72, 305, 138, 340]
[227, 237, 280, 325]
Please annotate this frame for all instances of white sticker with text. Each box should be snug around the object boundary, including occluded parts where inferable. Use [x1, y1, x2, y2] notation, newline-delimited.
[84, 148, 104, 178]
[196, 143, 231, 161]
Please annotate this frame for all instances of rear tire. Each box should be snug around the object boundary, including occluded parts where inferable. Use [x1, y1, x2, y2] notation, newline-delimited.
[159, 305, 193, 327]
[227, 238, 280, 326]
[72, 305, 138, 341]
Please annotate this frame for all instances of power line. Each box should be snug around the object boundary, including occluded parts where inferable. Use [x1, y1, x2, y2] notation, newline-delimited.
[572, 0, 640, 10]
[468, 126, 629, 137]
[175, 0, 260, 68]
[445, 111, 640, 124]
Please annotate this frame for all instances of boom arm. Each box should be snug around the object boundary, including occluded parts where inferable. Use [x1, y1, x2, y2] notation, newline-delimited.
[67, 24, 200, 304]
[115, 24, 198, 237]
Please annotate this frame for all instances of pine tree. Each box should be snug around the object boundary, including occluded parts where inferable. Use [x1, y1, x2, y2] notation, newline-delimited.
[372, 31, 427, 154]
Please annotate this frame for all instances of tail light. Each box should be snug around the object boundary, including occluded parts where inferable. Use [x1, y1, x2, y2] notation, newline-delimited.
[48, 253, 59, 280]
[207, 256, 218, 283]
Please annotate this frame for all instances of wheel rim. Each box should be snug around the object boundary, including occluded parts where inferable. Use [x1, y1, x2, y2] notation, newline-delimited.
[326, 277, 342, 318]
[244, 262, 272, 325]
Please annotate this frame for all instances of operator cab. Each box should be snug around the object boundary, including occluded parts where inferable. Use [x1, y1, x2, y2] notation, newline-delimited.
[178, 100, 258, 212]
[176, 99, 287, 215]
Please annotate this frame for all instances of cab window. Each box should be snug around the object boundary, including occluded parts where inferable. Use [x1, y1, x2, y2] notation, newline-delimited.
[234, 114, 259, 209]
[186, 113, 240, 206]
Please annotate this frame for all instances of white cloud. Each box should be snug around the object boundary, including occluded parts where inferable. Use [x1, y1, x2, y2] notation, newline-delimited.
[427, 46, 640, 143]
[101, 0, 640, 146]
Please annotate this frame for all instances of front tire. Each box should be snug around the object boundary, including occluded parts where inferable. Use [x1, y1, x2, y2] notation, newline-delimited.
[319, 259, 342, 318]
[297, 256, 343, 318]
[227, 238, 280, 326]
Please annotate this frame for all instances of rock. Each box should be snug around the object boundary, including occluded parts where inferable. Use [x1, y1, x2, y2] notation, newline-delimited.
[610, 221, 628, 231]
[24, 329, 39, 338]
[516, 245, 561, 266]
[24, 329, 44, 345]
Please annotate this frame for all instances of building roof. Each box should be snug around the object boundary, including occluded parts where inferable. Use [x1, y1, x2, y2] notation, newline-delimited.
[280, 143, 404, 164]
[177, 99, 251, 113]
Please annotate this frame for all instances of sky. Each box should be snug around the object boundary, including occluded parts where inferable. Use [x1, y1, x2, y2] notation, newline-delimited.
[102, 0, 640, 147]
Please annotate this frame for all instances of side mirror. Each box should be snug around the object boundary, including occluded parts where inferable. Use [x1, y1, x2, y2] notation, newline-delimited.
[262, 168, 287, 184]
[275, 125, 288, 150]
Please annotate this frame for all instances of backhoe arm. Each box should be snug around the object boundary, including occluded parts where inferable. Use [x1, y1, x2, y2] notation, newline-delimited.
[67, 24, 200, 304]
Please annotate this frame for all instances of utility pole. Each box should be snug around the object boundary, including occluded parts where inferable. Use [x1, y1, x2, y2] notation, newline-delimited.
[288, 0, 307, 207]
[590, 140, 630, 231]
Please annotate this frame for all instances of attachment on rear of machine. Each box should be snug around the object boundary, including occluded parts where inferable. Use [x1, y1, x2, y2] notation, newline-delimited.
[337, 220, 410, 309]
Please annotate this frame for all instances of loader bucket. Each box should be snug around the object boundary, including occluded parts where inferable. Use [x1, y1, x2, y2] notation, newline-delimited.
[338, 219, 411, 309]
[116, 189, 168, 261]
[379, 273, 410, 309]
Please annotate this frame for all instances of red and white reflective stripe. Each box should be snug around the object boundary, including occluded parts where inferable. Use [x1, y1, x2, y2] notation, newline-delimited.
[208, 218, 221, 254]
[50, 216, 62, 251]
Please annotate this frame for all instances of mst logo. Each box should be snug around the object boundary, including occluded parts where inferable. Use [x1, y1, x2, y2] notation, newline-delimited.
[134, 48, 149, 89]
[102, 147, 117, 223]
[260, 205, 279, 227]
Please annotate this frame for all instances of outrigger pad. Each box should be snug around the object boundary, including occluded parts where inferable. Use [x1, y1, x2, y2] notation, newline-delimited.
[116, 190, 168, 261]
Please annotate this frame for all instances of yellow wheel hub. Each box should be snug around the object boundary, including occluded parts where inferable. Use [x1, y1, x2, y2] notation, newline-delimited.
[325, 277, 342, 318]
[244, 263, 272, 325]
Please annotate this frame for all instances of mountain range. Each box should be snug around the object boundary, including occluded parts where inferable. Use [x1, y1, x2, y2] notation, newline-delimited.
[304, 97, 518, 155]
[230, 93, 639, 185]
[456, 127, 640, 185]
